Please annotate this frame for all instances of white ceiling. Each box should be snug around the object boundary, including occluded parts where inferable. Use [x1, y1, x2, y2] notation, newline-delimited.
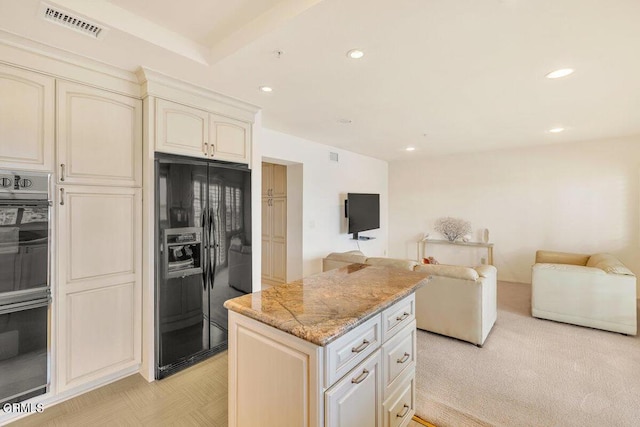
[1, 0, 639, 161]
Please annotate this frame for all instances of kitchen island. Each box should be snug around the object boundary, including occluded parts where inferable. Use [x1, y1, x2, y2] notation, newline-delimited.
[224, 263, 430, 427]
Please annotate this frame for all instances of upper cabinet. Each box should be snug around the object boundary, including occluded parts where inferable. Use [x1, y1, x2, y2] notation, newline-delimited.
[0, 64, 54, 171]
[155, 98, 209, 158]
[57, 81, 142, 187]
[209, 113, 251, 164]
[155, 98, 251, 165]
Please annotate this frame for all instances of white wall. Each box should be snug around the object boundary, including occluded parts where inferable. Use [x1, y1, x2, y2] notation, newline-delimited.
[262, 128, 389, 277]
[389, 135, 640, 292]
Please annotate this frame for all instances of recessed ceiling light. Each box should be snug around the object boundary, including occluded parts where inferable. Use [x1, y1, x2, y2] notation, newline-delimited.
[259, 86, 273, 93]
[545, 68, 574, 79]
[405, 146, 416, 152]
[548, 127, 565, 133]
[347, 49, 364, 59]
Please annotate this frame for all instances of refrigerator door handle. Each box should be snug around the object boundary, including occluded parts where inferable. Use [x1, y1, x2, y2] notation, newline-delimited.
[209, 210, 216, 289]
[202, 208, 208, 291]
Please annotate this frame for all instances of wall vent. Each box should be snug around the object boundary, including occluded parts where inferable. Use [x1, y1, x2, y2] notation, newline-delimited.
[39, 3, 107, 39]
[329, 152, 339, 162]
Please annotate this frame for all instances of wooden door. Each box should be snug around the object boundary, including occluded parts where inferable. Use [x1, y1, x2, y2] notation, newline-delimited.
[270, 198, 287, 283]
[261, 163, 272, 197]
[57, 81, 141, 186]
[0, 64, 54, 171]
[272, 164, 287, 198]
[155, 98, 209, 159]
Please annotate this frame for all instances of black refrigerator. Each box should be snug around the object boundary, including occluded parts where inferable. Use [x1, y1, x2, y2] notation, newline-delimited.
[155, 153, 252, 379]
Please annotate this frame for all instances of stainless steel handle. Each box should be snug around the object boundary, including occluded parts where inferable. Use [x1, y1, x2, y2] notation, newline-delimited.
[397, 352, 410, 364]
[60, 163, 65, 181]
[59, 188, 65, 206]
[351, 339, 370, 353]
[351, 369, 369, 384]
[396, 312, 410, 322]
[0, 297, 51, 315]
[396, 404, 410, 418]
[210, 144, 216, 156]
[203, 143, 209, 156]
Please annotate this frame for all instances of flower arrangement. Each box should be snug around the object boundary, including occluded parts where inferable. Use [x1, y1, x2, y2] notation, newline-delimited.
[434, 217, 472, 242]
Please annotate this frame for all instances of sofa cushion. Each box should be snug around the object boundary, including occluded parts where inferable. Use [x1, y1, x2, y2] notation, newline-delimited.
[587, 253, 635, 276]
[365, 257, 417, 271]
[325, 250, 367, 264]
[414, 264, 479, 281]
[535, 250, 590, 266]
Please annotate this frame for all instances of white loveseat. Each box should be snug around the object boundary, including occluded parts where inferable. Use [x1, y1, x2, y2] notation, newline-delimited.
[322, 251, 497, 346]
[532, 250, 637, 335]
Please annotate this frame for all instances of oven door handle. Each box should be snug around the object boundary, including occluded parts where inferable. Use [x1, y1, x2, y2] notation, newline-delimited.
[0, 200, 50, 208]
[0, 297, 51, 315]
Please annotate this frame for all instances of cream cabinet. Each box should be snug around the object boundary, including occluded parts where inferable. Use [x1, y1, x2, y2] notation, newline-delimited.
[228, 293, 417, 426]
[57, 81, 142, 187]
[0, 64, 54, 171]
[56, 185, 142, 390]
[325, 350, 383, 427]
[155, 99, 251, 164]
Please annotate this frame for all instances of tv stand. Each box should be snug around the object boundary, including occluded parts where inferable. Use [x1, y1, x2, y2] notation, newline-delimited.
[351, 232, 375, 241]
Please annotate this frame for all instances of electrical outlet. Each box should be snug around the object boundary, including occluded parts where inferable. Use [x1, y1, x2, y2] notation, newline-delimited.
[481, 257, 487, 265]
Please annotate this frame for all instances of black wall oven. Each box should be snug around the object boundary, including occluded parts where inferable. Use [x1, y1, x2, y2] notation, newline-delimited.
[0, 170, 51, 405]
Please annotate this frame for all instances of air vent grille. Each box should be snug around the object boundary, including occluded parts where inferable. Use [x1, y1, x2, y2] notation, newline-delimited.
[329, 152, 339, 162]
[40, 3, 106, 39]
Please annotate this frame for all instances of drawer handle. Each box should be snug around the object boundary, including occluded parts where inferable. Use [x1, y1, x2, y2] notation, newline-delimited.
[351, 339, 370, 353]
[204, 142, 209, 155]
[397, 352, 410, 364]
[396, 312, 410, 322]
[59, 188, 65, 206]
[60, 163, 66, 181]
[351, 369, 369, 384]
[396, 404, 410, 418]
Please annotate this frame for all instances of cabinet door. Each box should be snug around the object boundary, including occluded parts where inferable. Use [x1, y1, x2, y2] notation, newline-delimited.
[270, 198, 287, 283]
[57, 185, 141, 390]
[261, 199, 272, 280]
[326, 349, 383, 427]
[0, 64, 54, 171]
[261, 163, 272, 197]
[156, 98, 209, 158]
[272, 164, 287, 198]
[209, 113, 251, 164]
[57, 81, 141, 186]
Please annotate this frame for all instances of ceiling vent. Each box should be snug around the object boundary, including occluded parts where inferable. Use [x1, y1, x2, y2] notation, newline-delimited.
[39, 3, 107, 39]
[329, 152, 339, 162]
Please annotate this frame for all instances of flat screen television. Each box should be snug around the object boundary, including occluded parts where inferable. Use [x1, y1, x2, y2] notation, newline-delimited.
[346, 193, 380, 240]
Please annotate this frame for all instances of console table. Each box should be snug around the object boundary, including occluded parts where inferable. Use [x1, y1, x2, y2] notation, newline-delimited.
[418, 239, 494, 266]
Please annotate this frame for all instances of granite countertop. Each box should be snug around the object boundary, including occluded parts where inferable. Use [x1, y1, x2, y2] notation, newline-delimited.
[223, 264, 430, 346]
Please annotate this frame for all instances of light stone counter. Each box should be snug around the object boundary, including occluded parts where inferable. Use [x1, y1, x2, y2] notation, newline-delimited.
[223, 263, 429, 346]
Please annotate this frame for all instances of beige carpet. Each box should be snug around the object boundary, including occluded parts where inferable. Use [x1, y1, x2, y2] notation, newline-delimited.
[415, 281, 640, 427]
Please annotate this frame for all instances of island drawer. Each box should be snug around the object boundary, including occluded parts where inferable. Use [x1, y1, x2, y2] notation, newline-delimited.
[381, 293, 415, 341]
[325, 314, 381, 387]
[382, 320, 416, 398]
[383, 367, 415, 427]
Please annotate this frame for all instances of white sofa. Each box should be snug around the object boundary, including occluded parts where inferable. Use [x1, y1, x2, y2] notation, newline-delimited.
[322, 251, 497, 346]
[532, 250, 637, 335]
